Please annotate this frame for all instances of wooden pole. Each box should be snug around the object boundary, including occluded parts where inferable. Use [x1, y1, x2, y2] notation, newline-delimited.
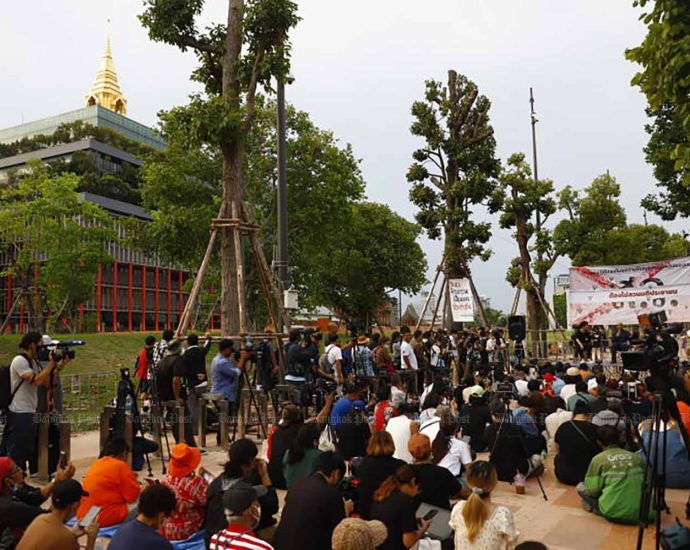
[468, 275, 489, 327]
[430, 275, 447, 330]
[415, 258, 444, 332]
[232, 202, 247, 333]
[176, 227, 218, 337]
[0, 293, 21, 334]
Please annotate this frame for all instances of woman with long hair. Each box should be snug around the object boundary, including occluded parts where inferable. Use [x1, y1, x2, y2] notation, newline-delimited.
[282, 422, 323, 490]
[431, 415, 472, 478]
[370, 465, 432, 550]
[356, 431, 404, 519]
[449, 461, 519, 549]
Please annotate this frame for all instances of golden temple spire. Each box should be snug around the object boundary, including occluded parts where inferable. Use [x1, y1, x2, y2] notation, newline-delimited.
[85, 21, 127, 115]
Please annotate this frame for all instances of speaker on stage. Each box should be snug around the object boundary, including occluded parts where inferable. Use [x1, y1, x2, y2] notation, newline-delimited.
[508, 315, 526, 341]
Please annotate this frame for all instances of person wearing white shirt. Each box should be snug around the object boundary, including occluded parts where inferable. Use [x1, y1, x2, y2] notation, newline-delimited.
[514, 372, 530, 397]
[400, 337, 417, 371]
[421, 414, 472, 477]
[545, 407, 573, 453]
[389, 374, 406, 407]
[324, 334, 344, 386]
[385, 404, 418, 463]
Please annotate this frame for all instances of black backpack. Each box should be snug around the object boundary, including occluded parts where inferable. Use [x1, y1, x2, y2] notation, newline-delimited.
[0, 353, 30, 410]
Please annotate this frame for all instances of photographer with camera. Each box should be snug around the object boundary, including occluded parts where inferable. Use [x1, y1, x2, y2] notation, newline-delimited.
[1, 332, 68, 472]
[181, 333, 212, 441]
[284, 328, 314, 406]
[154, 339, 196, 447]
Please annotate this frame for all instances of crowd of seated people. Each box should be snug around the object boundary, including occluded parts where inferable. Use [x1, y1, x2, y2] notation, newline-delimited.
[5, 326, 690, 550]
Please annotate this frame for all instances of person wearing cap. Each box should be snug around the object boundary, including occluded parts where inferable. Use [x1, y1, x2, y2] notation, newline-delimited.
[154, 338, 197, 447]
[335, 398, 372, 461]
[275, 451, 347, 550]
[0, 457, 46, 545]
[1, 332, 62, 471]
[332, 518, 388, 550]
[206, 439, 279, 546]
[210, 481, 272, 550]
[17, 479, 98, 550]
[408, 432, 463, 510]
[554, 400, 599, 486]
[160, 443, 208, 541]
[559, 366, 582, 404]
[76, 437, 141, 527]
[108, 484, 176, 550]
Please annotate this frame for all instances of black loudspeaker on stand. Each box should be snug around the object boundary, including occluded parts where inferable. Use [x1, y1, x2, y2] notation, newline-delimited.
[508, 315, 526, 341]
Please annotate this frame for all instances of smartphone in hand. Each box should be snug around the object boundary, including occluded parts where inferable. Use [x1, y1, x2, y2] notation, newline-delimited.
[79, 505, 101, 528]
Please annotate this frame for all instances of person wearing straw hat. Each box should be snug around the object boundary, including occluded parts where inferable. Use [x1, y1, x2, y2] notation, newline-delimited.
[332, 518, 387, 550]
[160, 443, 208, 541]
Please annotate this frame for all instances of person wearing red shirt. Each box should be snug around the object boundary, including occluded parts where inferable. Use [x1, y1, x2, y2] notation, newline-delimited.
[161, 443, 208, 541]
[135, 336, 156, 404]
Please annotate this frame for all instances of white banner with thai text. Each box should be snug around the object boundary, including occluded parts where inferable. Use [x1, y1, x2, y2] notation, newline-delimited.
[448, 278, 474, 322]
[568, 256, 690, 325]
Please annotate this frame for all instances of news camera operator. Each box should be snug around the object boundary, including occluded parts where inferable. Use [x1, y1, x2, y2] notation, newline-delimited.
[285, 328, 315, 406]
[1, 332, 71, 472]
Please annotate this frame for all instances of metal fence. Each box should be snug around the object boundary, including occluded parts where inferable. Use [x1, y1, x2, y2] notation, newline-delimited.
[60, 371, 119, 431]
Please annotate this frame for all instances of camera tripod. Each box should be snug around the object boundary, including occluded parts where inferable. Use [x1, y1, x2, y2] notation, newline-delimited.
[146, 366, 172, 474]
[114, 370, 155, 477]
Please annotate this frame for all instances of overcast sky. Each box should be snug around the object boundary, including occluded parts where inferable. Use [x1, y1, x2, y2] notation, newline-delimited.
[1, 0, 671, 312]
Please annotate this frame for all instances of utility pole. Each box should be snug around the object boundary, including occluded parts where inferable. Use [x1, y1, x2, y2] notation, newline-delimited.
[276, 78, 288, 294]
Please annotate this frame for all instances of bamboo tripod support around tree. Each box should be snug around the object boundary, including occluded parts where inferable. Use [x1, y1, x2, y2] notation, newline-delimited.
[415, 258, 489, 331]
[175, 203, 291, 340]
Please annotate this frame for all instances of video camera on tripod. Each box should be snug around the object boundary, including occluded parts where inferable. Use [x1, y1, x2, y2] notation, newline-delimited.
[621, 311, 681, 374]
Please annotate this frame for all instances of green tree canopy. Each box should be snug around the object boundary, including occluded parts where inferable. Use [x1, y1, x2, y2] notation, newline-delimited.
[407, 70, 500, 286]
[0, 161, 115, 331]
[319, 202, 426, 328]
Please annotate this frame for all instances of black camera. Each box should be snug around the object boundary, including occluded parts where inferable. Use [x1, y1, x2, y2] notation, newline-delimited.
[40, 339, 85, 361]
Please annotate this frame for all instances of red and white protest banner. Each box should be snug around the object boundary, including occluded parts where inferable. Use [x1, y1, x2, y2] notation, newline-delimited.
[568, 256, 690, 326]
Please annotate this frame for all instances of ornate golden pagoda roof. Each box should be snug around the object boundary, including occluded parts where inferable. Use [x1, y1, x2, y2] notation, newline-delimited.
[85, 26, 127, 115]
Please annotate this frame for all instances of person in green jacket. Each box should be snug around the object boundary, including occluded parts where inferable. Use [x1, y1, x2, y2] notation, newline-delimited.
[283, 422, 323, 491]
[577, 425, 654, 524]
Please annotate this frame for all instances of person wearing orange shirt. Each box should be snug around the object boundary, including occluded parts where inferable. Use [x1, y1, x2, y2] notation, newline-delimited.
[76, 437, 141, 527]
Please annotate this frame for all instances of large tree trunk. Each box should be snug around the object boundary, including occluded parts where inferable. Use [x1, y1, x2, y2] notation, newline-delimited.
[219, 0, 245, 336]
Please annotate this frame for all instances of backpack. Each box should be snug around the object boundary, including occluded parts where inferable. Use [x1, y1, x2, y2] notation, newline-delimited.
[319, 346, 335, 374]
[0, 353, 30, 410]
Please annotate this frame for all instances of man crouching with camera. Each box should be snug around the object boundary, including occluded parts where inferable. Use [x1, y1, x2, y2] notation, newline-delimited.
[1, 332, 71, 472]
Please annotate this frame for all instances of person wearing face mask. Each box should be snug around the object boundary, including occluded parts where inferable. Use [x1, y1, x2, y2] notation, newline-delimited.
[108, 484, 177, 550]
[17, 479, 99, 550]
[274, 451, 348, 550]
[210, 482, 271, 550]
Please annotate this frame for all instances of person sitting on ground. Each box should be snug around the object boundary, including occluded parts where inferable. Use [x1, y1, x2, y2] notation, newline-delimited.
[484, 399, 543, 482]
[282, 422, 323, 491]
[332, 518, 388, 550]
[554, 401, 599, 486]
[578, 425, 652, 524]
[209, 481, 272, 550]
[356, 431, 405, 519]
[514, 371, 529, 397]
[408, 433, 463, 510]
[76, 437, 141, 528]
[274, 451, 348, 550]
[385, 403, 419, 464]
[17, 479, 98, 550]
[108, 484, 176, 550]
[544, 398, 571, 452]
[592, 400, 626, 433]
[267, 403, 303, 489]
[389, 374, 407, 408]
[0, 458, 46, 545]
[206, 438, 278, 546]
[330, 382, 366, 429]
[559, 367, 581, 404]
[450, 461, 519, 550]
[369, 465, 432, 550]
[459, 387, 492, 452]
[160, 443, 208, 541]
[336, 400, 372, 461]
[566, 380, 597, 412]
[431, 414, 472, 478]
[512, 395, 547, 456]
[637, 413, 690, 489]
[373, 384, 396, 432]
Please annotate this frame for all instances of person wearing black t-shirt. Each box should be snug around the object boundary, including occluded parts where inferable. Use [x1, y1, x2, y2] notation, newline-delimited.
[267, 404, 303, 490]
[408, 433, 462, 510]
[355, 431, 404, 519]
[370, 465, 432, 550]
[274, 452, 347, 550]
[459, 393, 492, 452]
[554, 401, 599, 486]
[180, 333, 212, 440]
